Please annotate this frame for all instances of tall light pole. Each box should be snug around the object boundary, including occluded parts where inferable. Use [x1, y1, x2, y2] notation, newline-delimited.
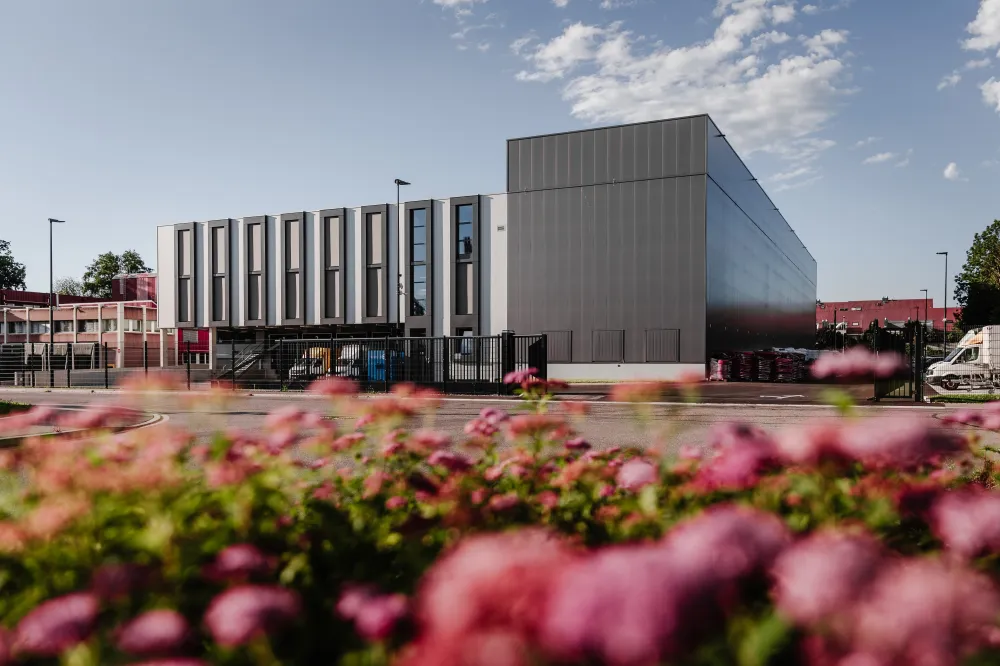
[393, 179, 410, 329]
[920, 289, 928, 330]
[48, 218, 66, 387]
[937, 252, 948, 356]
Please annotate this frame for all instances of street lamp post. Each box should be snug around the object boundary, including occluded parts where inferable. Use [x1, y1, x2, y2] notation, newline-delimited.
[920, 289, 928, 330]
[937, 252, 948, 356]
[48, 218, 66, 388]
[393, 179, 410, 329]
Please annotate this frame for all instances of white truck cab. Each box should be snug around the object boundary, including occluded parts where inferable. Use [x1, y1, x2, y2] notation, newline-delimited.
[926, 327, 999, 391]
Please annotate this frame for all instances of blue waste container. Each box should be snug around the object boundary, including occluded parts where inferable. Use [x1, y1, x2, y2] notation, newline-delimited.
[368, 350, 404, 381]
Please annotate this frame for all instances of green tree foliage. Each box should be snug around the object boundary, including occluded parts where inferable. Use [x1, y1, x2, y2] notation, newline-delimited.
[955, 220, 1000, 330]
[54, 276, 84, 296]
[82, 250, 152, 298]
[0, 239, 27, 291]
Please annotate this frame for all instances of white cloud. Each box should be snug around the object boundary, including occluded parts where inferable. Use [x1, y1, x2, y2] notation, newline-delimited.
[944, 162, 965, 181]
[964, 0, 1000, 53]
[802, 4, 819, 14]
[863, 152, 895, 164]
[938, 72, 962, 90]
[433, 0, 485, 7]
[983, 77, 1000, 112]
[771, 4, 796, 23]
[966, 58, 993, 69]
[774, 175, 823, 192]
[895, 148, 913, 167]
[770, 165, 816, 181]
[510, 35, 536, 55]
[600, 0, 637, 8]
[514, 0, 853, 169]
[553, 0, 570, 7]
[801, 28, 849, 57]
[853, 136, 880, 148]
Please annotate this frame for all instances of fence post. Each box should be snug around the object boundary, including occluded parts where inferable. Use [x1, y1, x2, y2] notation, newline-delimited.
[539, 334, 548, 380]
[279, 341, 285, 391]
[103, 343, 109, 389]
[67, 344, 72, 388]
[186, 341, 192, 391]
[500, 330, 514, 395]
[442, 337, 450, 394]
[143, 341, 149, 377]
[914, 326, 925, 403]
[231, 331, 236, 391]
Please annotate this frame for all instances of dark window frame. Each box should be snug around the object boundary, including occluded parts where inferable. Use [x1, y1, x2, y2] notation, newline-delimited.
[175, 222, 196, 326]
[361, 204, 389, 325]
[319, 208, 347, 325]
[404, 200, 434, 335]
[280, 212, 306, 326]
[451, 195, 480, 335]
[243, 216, 268, 327]
[207, 219, 231, 327]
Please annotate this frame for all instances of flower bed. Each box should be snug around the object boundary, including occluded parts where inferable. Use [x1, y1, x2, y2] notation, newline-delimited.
[0, 356, 998, 665]
[0, 401, 29, 418]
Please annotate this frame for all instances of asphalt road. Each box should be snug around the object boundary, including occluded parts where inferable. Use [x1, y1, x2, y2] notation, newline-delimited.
[0, 387, 980, 453]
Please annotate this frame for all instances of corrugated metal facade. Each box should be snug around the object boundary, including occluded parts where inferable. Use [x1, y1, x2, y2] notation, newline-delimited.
[705, 118, 817, 352]
[506, 116, 709, 364]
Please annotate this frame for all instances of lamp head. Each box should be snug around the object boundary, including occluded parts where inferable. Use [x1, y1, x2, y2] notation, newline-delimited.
[394, 179, 411, 186]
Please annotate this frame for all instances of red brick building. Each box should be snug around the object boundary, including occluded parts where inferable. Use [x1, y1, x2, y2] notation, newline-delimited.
[815, 298, 960, 333]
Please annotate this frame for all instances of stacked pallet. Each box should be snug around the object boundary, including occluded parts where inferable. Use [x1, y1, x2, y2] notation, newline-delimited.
[775, 353, 804, 383]
[734, 352, 757, 382]
[756, 352, 777, 382]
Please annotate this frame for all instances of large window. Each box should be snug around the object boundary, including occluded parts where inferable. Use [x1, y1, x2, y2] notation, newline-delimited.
[246, 221, 264, 323]
[456, 204, 473, 260]
[323, 214, 342, 320]
[56, 320, 75, 334]
[7, 321, 25, 334]
[410, 208, 427, 316]
[455, 204, 474, 316]
[284, 218, 301, 321]
[78, 320, 98, 334]
[177, 228, 192, 324]
[29, 322, 50, 334]
[210, 223, 227, 323]
[365, 211, 384, 318]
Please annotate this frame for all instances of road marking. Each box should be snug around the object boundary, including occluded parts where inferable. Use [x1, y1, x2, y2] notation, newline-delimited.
[759, 395, 806, 400]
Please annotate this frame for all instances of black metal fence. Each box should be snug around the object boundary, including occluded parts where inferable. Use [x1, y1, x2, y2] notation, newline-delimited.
[873, 325, 925, 402]
[0, 341, 193, 389]
[216, 332, 547, 395]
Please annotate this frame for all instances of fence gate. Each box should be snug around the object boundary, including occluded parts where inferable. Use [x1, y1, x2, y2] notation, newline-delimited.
[873, 325, 925, 402]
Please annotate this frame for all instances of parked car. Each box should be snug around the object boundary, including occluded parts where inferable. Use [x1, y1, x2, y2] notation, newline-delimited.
[334, 344, 364, 379]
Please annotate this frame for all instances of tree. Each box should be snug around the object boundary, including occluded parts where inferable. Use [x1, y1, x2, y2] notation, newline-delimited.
[0, 240, 27, 291]
[82, 250, 151, 298]
[955, 220, 1000, 330]
[54, 277, 84, 296]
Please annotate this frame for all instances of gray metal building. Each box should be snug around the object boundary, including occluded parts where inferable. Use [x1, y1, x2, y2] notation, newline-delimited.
[157, 114, 816, 381]
[506, 114, 816, 380]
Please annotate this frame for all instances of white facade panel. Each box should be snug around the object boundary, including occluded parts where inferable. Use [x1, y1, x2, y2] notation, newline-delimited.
[347, 207, 362, 324]
[194, 223, 209, 328]
[439, 200, 452, 337]
[156, 226, 177, 329]
[388, 205, 400, 326]
[230, 219, 243, 327]
[265, 217, 277, 326]
[549, 363, 705, 382]
[482, 194, 508, 335]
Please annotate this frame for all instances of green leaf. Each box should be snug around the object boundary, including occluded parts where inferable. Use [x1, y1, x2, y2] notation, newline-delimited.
[736, 612, 790, 666]
[638, 485, 658, 516]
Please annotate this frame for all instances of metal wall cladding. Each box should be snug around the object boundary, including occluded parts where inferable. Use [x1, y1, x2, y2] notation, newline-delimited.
[705, 118, 817, 353]
[506, 177, 708, 363]
[508, 116, 708, 193]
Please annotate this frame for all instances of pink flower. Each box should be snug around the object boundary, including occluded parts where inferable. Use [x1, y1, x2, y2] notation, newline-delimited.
[677, 446, 703, 461]
[537, 491, 559, 509]
[91, 564, 150, 601]
[355, 594, 409, 642]
[771, 530, 883, 626]
[382, 440, 405, 457]
[693, 423, 780, 490]
[565, 437, 591, 452]
[610, 382, 664, 403]
[848, 560, 1000, 665]
[489, 493, 520, 511]
[773, 423, 846, 467]
[811, 348, 907, 381]
[427, 451, 473, 472]
[385, 496, 407, 511]
[836, 416, 965, 469]
[203, 585, 301, 647]
[14, 593, 99, 656]
[930, 490, 1000, 559]
[116, 610, 191, 655]
[204, 544, 272, 582]
[939, 408, 983, 427]
[415, 530, 576, 640]
[412, 430, 451, 450]
[263, 406, 306, 431]
[506, 414, 568, 439]
[615, 459, 658, 491]
[309, 376, 358, 397]
[480, 408, 509, 425]
[503, 368, 538, 385]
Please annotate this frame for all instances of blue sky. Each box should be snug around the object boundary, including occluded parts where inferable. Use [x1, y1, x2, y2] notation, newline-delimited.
[1, 0, 998, 304]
